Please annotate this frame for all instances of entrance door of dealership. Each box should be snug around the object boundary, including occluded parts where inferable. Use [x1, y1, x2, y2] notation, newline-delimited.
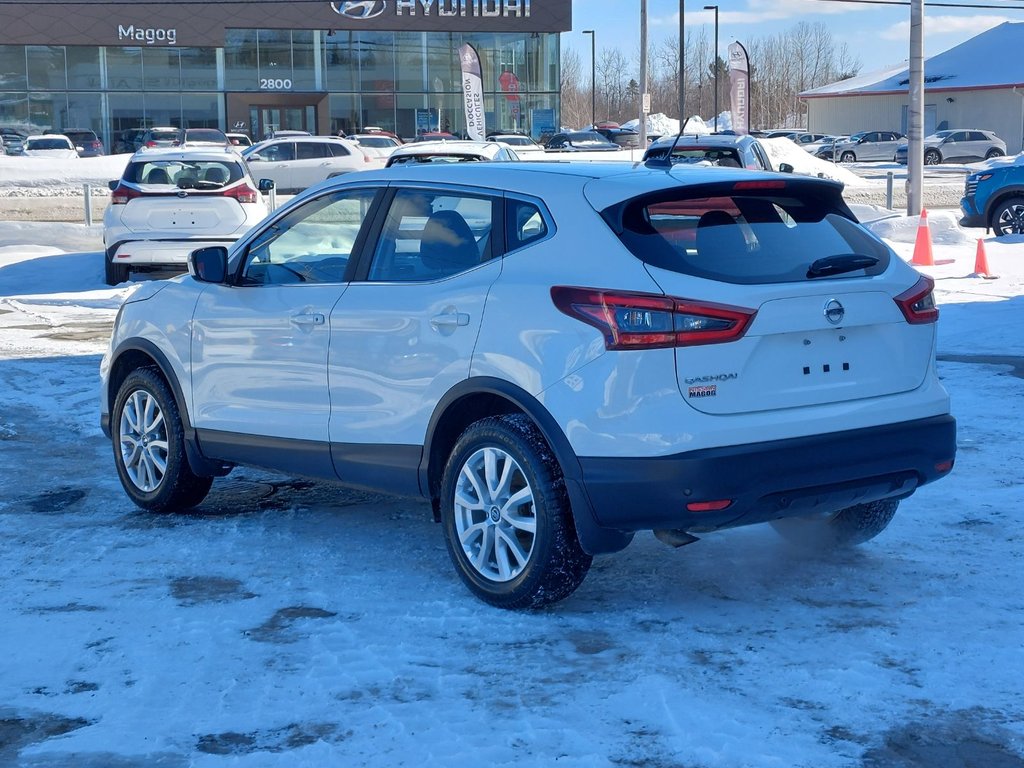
[226, 93, 329, 141]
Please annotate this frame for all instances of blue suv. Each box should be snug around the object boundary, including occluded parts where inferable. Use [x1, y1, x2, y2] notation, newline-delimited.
[960, 162, 1024, 236]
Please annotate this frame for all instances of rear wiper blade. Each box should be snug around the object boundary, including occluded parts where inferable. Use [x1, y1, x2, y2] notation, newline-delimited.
[807, 253, 879, 278]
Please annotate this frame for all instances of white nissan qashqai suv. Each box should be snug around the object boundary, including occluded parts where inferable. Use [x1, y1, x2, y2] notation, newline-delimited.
[100, 162, 956, 608]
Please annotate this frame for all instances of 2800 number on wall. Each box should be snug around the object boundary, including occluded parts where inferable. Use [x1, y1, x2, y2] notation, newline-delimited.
[260, 78, 293, 90]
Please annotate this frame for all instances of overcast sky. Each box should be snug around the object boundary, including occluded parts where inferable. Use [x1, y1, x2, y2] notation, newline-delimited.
[564, 0, 1020, 77]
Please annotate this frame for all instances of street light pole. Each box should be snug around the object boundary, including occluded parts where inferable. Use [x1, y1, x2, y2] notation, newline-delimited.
[583, 30, 596, 128]
[704, 5, 719, 132]
[678, 0, 685, 123]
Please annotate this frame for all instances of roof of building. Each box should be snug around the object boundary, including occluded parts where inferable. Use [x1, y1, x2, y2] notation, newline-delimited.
[802, 21, 1024, 98]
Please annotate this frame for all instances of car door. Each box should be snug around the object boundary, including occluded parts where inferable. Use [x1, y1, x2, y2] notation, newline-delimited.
[190, 187, 380, 472]
[289, 140, 335, 190]
[963, 131, 987, 161]
[248, 140, 295, 190]
[327, 186, 502, 488]
[941, 131, 966, 161]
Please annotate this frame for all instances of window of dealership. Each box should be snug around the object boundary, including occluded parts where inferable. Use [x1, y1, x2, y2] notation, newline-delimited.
[0, 27, 560, 149]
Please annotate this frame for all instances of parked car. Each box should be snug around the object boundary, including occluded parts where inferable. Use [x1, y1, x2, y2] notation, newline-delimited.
[593, 127, 641, 148]
[895, 129, 1006, 165]
[243, 135, 377, 192]
[832, 131, 904, 162]
[113, 128, 147, 154]
[182, 128, 229, 147]
[102, 147, 269, 285]
[544, 131, 620, 152]
[22, 134, 79, 159]
[385, 140, 520, 167]
[263, 129, 311, 140]
[765, 130, 800, 139]
[356, 126, 402, 142]
[960, 160, 1024, 236]
[140, 127, 182, 150]
[0, 128, 26, 155]
[348, 133, 402, 159]
[62, 129, 105, 158]
[791, 132, 831, 147]
[415, 131, 459, 141]
[642, 133, 778, 171]
[226, 132, 253, 149]
[807, 136, 848, 157]
[99, 162, 955, 608]
[485, 134, 546, 155]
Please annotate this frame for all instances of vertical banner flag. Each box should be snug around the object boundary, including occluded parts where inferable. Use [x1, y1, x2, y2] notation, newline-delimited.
[728, 42, 750, 136]
[459, 43, 486, 141]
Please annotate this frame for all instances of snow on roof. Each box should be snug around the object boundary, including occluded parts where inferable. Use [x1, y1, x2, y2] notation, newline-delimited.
[802, 21, 1024, 97]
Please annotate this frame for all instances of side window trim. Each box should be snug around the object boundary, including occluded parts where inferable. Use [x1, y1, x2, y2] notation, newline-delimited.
[503, 192, 556, 255]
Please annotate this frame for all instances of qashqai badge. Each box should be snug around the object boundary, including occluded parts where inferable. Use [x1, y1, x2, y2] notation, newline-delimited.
[331, 0, 387, 18]
[824, 298, 845, 325]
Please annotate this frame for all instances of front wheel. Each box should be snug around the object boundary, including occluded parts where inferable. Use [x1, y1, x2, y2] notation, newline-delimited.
[771, 499, 899, 550]
[840, 151, 856, 163]
[992, 197, 1024, 237]
[112, 368, 213, 512]
[440, 414, 592, 609]
[924, 149, 941, 165]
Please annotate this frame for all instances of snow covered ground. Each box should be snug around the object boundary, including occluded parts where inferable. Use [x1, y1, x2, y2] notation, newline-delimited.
[1, 176, 1023, 766]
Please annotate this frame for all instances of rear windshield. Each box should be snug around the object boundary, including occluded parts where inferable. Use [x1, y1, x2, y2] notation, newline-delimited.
[124, 159, 244, 187]
[607, 184, 890, 285]
[27, 138, 71, 150]
[186, 129, 226, 143]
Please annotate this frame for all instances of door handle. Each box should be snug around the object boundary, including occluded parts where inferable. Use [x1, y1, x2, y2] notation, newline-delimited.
[430, 312, 470, 328]
[291, 312, 325, 326]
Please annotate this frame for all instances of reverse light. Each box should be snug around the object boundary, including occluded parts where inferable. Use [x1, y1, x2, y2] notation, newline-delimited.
[110, 185, 144, 205]
[551, 286, 756, 350]
[894, 274, 939, 324]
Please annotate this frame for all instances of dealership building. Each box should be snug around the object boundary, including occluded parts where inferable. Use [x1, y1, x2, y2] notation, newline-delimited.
[0, 0, 569, 149]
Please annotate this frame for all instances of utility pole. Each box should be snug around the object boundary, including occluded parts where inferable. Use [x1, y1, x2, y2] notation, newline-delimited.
[907, 0, 924, 215]
[583, 30, 596, 128]
[640, 0, 648, 147]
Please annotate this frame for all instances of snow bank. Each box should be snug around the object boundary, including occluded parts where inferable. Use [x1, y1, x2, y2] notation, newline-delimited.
[0, 155, 130, 195]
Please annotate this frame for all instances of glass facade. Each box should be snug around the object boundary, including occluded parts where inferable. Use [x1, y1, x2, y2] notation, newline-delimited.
[0, 30, 559, 152]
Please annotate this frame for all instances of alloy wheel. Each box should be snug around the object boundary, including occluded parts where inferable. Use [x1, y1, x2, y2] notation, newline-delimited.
[453, 446, 537, 582]
[118, 388, 169, 492]
[997, 204, 1024, 235]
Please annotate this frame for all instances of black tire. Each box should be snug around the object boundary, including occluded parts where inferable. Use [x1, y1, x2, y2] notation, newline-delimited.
[985, 148, 1004, 159]
[771, 499, 900, 550]
[104, 248, 130, 286]
[992, 197, 1024, 237]
[840, 151, 855, 163]
[924, 149, 941, 165]
[112, 367, 213, 512]
[440, 414, 592, 609]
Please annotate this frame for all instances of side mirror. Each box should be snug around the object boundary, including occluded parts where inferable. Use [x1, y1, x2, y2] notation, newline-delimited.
[778, 163, 794, 174]
[189, 246, 229, 284]
[257, 178, 275, 192]
[248, 152, 263, 162]
[107, 180, 118, 191]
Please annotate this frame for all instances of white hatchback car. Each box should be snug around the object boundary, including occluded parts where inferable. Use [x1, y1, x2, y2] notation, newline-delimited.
[22, 134, 79, 159]
[100, 163, 956, 608]
[385, 139, 520, 167]
[242, 135, 378, 192]
[102, 147, 269, 285]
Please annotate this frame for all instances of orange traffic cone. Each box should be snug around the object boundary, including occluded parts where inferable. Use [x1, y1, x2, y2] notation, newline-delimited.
[911, 208, 935, 267]
[972, 238, 998, 280]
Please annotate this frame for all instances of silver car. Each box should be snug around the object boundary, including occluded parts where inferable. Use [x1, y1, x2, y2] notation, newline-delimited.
[833, 131, 904, 163]
[895, 130, 1006, 165]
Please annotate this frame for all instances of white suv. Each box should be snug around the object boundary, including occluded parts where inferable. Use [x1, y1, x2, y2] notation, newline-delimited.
[102, 147, 268, 285]
[242, 135, 379, 192]
[100, 163, 957, 608]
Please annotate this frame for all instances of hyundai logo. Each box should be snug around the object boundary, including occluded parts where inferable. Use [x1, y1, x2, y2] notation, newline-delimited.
[331, 0, 387, 18]
[824, 298, 845, 325]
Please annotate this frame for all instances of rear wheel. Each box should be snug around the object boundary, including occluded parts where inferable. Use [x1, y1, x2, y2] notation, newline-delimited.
[104, 247, 130, 286]
[924, 149, 941, 165]
[440, 414, 592, 609]
[771, 499, 899, 550]
[992, 197, 1024, 237]
[840, 151, 855, 163]
[985, 148, 1004, 159]
[112, 368, 212, 512]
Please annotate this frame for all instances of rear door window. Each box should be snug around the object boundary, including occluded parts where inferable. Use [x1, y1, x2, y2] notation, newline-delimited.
[606, 183, 890, 285]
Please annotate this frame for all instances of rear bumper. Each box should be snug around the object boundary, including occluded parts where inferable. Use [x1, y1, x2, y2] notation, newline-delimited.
[109, 237, 238, 266]
[577, 415, 956, 533]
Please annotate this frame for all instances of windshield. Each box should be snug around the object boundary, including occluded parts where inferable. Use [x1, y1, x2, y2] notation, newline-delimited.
[604, 183, 890, 285]
[27, 138, 71, 150]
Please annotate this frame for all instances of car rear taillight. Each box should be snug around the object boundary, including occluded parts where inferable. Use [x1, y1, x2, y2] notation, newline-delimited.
[894, 275, 939, 324]
[220, 184, 258, 204]
[110, 185, 144, 205]
[551, 286, 756, 350]
[145, 141, 157, 147]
